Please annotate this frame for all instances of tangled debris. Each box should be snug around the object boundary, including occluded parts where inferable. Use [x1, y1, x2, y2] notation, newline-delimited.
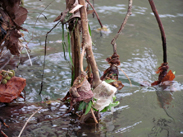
[101, 53, 124, 90]
[0, 0, 28, 56]
[0, 0, 27, 103]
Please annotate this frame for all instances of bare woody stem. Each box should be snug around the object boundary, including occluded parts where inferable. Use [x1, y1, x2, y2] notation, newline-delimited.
[111, 0, 133, 54]
[86, 0, 103, 28]
[148, 0, 167, 63]
[79, 0, 101, 88]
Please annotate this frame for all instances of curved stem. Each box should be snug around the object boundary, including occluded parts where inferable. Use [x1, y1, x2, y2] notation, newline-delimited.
[148, 0, 167, 63]
[86, 0, 103, 28]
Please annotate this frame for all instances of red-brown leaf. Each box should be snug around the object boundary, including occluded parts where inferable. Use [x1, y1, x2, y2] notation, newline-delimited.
[161, 70, 175, 82]
[0, 75, 26, 103]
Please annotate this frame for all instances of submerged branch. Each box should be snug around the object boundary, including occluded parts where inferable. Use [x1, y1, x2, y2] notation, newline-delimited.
[39, 21, 60, 95]
[18, 107, 42, 137]
[148, 0, 167, 63]
[111, 0, 133, 53]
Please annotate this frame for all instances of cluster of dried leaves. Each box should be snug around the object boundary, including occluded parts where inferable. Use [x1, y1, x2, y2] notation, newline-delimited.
[0, 0, 28, 55]
[151, 63, 175, 86]
[101, 53, 124, 90]
[0, 0, 27, 104]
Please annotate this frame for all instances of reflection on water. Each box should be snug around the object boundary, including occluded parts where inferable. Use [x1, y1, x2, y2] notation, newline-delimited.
[0, 0, 183, 136]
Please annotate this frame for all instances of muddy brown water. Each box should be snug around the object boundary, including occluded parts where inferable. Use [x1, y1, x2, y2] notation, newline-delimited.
[0, 0, 183, 136]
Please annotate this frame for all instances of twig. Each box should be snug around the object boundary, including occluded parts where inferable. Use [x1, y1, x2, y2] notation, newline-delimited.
[27, 0, 55, 45]
[0, 55, 13, 70]
[111, 0, 133, 53]
[115, 65, 132, 86]
[148, 0, 167, 63]
[39, 21, 60, 95]
[1, 130, 8, 137]
[86, 0, 103, 28]
[91, 109, 98, 124]
[18, 107, 42, 137]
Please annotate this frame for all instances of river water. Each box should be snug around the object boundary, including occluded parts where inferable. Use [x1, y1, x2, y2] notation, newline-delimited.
[0, 0, 183, 136]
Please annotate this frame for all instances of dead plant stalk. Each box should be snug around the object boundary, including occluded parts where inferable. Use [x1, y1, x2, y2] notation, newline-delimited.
[148, 0, 167, 63]
[79, 0, 101, 88]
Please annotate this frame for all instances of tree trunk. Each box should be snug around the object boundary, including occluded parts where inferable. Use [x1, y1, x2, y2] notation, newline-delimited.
[79, 0, 101, 88]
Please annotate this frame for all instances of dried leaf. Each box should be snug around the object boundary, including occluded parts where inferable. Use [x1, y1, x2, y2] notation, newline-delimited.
[0, 75, 26, 103]
[161, 70, 175, 82]
[4, 30, 22, 55]
[87, 10, 94, 14]
[13, 6, 28, 26]
[69, 4, 83, 14]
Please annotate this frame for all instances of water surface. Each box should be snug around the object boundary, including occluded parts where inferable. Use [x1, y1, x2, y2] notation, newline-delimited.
[0, 0, 183, 136]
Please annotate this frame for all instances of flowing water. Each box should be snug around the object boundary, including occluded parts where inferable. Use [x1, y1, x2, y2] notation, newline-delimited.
[0, 0, 183, 136]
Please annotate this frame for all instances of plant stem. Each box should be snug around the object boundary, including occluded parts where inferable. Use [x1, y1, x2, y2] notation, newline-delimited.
[111, 0, 133, 54]
[70, 22, 81, 81]
[79, 0, 101, 88]
[86, 0, 103, 28]
[148, 0, 167, 63]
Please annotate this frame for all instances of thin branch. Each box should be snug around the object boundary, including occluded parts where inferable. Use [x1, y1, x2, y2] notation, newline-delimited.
[111, 0, 133, 53]
[1, 131, 8, 137]
[39, 21, 60, 95]
[0, 55, 13, 70]
[86, 0, 103, 28]
[91, 109, 98, 123]
[115, 65, 132, 86]
[27, 0, 55, 45]
[148, 0, 167, 63]
[18, 107, 42, 137]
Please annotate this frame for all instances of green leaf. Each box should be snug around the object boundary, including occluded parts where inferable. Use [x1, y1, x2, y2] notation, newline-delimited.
[113, 96, 116, 102]
[109, 101, 120, 108]
[92, 107, 99, 112]
[62, 42, 67, 60]
[78, 101, 86, 111]
[100, 101, 120, 112]
[88, 23, 91, 36]
[100, 106, 108, 112]
[85, 101, 92, 115]
[62, 24, 65, 41]
[62, 24, 67, 60]
[93, 98, 97, 101]
[67, 31, 74, 67]
[64, 13, 73, 23]
[105, 79, 116, 83]
[72, 18, 78, 32]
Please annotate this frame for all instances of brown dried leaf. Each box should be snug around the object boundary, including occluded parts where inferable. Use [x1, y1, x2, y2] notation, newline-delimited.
[161, 70, 175, 82]
[0, 75, 26, 103]
[4, 30, 22, 55]
[87, 10, 94, 14]
[13, 7, 28, 26]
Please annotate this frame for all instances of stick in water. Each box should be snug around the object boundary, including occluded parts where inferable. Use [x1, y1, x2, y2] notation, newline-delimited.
[148, 0, 167, 63]
[18, 107, 42, 137]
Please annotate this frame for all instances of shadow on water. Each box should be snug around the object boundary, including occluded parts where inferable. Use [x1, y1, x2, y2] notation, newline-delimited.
[0, 0, 183, 136]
